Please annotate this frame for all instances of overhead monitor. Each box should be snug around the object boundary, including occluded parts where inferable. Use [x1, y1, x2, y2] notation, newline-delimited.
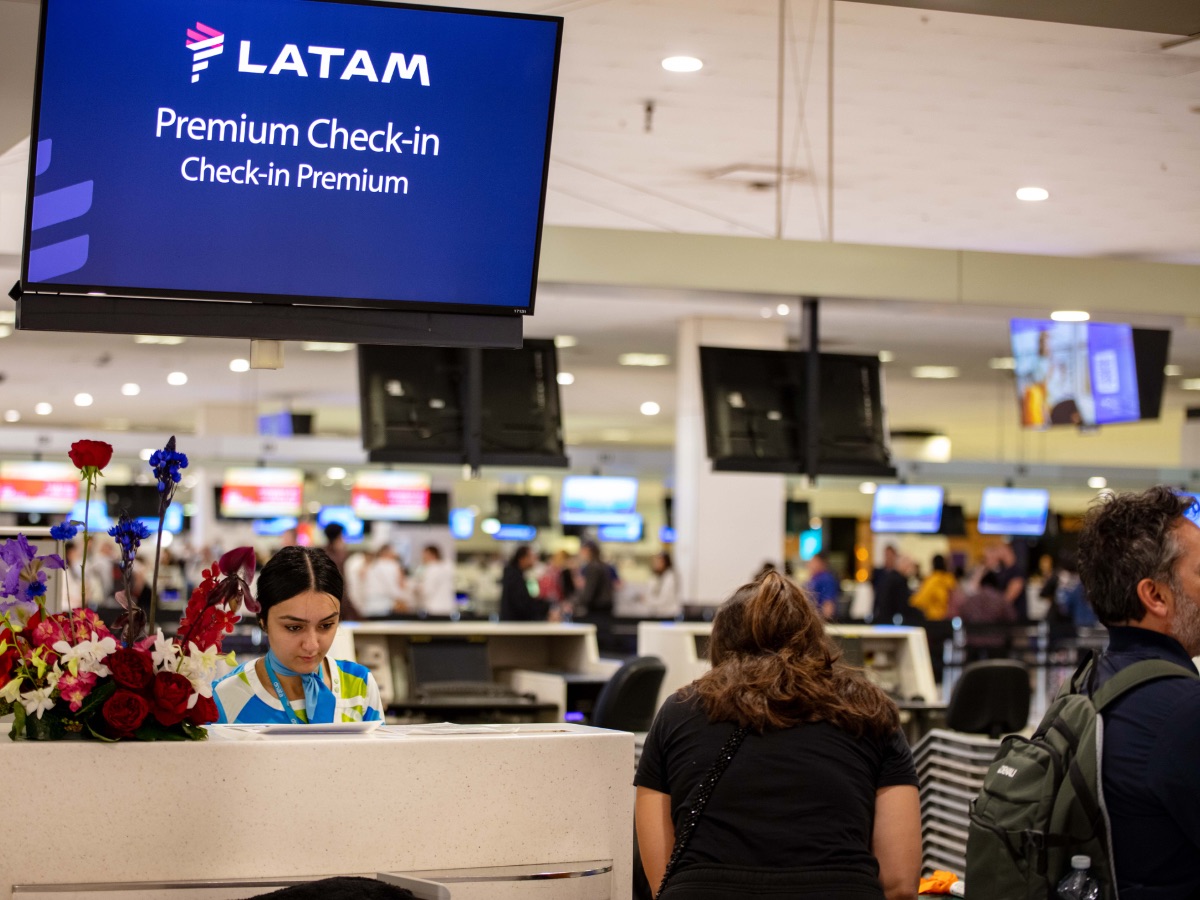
[1011, 320, 1170, 429]
[220, 467, 304, 518]
[785, 500, 811, 535]
[559, 476, 639, 526]
[937, 504, 967, 537]
[492, 523, 536, 542]
[495, 494, 552, 527]
[68, 499, 111, 532]
[137, 502, 186, 535]
[253, 516, 299, 536]
[351, 471, 430, 521]
[799, 528, 823, 561]
[978, 487, 1051, 537]
[597, 514, 643, 543]
[0, 462, 79, 514]
[870, 485, 945, 534]
[105, 484, 163, 518]
[316, 505, 365, 543]
[21, 0, 563, 338]
[448, 507, 475, 540]
[659, 525, 676, 544]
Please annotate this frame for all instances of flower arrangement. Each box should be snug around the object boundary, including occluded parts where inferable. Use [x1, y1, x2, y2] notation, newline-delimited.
[0, 437, 256, 741]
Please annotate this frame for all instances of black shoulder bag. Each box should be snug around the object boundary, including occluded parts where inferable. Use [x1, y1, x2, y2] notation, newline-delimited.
[657, 725, 750, 896]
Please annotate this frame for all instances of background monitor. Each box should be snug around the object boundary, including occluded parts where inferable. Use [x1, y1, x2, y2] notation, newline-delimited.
[449, 507, 476, 540]
[68, 499, 111, 532]
[22, 0, 563, 325]
[0, 462, 79, 514]
[870, 485, 945, 533]
[316, 506, 365, 543]
[598, 514, 643, 543]
[938, 504, 967, 537]
[351, 471, 430, 521]
[253, 516, 299, 537]
[426, 491, 451, 527]
[978, 487, 1051, 537]
[785, 499, 811, 534]
[495, 494, 552, 527]
[659, 525, 676, 544]
[478, 339, 567, 466]
[105, 485, 163, 518]
[220, 468, 304, 518]
[492, 524, 537, 542]
[798, 528, 823, 560]
[559, 476, 639, 525]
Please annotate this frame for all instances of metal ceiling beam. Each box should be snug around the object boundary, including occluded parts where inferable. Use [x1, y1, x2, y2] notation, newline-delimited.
[842, 0, 1200, 36]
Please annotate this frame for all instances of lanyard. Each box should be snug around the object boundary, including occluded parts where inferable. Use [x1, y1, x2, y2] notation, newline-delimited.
[263, 654, 306, 725]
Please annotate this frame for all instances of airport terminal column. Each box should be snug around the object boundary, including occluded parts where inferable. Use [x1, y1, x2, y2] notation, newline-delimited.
[191, 403, 257, 548]
[674, 317, 788, 605]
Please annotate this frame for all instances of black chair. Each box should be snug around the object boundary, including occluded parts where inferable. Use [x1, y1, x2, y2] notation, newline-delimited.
[945, 659, 1031, 738]
[591, 656, 667, 732]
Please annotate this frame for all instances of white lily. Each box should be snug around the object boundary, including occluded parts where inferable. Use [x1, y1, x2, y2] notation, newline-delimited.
[19, 686, 54, 720]
[178, 643, 229, 699]
[148, 629, 180, 670]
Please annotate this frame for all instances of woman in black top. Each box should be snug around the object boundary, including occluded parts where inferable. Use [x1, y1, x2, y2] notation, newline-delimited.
[634, 571, 921, 900]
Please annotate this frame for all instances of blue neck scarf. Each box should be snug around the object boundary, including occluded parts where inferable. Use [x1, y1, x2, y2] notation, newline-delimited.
[265, 649, 336, 724]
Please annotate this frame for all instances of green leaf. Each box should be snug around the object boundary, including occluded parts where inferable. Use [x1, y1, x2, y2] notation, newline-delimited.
[134, 720, 187, 741]
[85, 721, 118, 743]
[74, 680, 116, 722]
[10, 703, 26, 741]
[180, 722, 208, 741]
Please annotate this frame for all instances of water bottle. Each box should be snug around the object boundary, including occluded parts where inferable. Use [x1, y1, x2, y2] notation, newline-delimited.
[1057, 855, 1101, 900]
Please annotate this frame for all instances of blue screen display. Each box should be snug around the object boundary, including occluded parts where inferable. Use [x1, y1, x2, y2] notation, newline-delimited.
[799, 528, 823, 561]
[560, 476, 639, 525]
[448, 507, 475, 540]
[257, 411, 292, 436]
[659, 525, 676, 544]
[316, 505, 364, 542]
[69, 499, 111, 532]
[1011, 319, 1140, 428]
[492, 523, 536, 542]
[26, 0, 561, 315]
[977, 488, 1050, 536]
[870, 485, 944, 534]
[253, 516, 298, 536]
[598, 514, 643, 543]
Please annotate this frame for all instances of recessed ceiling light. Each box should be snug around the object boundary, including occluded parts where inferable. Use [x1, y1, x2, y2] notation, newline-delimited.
[134, 335, 186, 345]
[619, 353, 670, 367]
[1182, 378, 1200, 391]
[556, 372, 575, 386]
[641, 401, 661, 416]
[34, 402, 52, 416]
[121, 383, 141, 396]
[553, 335, 577, 349]
[1164, 364, 1183, 377]
[662, 55, 703, 73]
[809, 516, 822, 529]
[229, 358, 250, 373]
[527, 476, 553, 495]
[326, 466, 347, 481]
[3, 410, 19, 423]
[73, 393, 93, 407]
[1087, 476, 1108, 489]
[167, 371, 188, 386]
[878, 351, 895, 363]
[912, 366, 959, 379]
[300, 341, 354, 352]
[139, 448, 154, 461]
[776, 303, 790, 316]
[1016, 186, 1049, 202]
[859, 482, 878, 495]
[1050, 310, 1090, 322]
[0, 326, 11, 339]
[989, 356, 1016, 370]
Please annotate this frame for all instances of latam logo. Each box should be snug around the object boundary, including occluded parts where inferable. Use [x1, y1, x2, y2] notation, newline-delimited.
[186, 22, 225, 83]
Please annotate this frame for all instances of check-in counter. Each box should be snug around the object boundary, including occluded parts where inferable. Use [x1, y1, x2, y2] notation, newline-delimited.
[638, 621, 939, 708]
[337, 621, 620, 718]
[2, 723, 633, 900]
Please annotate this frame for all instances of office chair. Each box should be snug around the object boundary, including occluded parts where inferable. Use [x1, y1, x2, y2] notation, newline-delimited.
[945, 659, 1031, 738]
[591, 656, 667, 732]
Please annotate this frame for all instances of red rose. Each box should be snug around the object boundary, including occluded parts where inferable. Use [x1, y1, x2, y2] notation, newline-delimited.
[186, 694, 219, 726]
[109, 648, 154, 691]
[102, 690, 150, 736]
[68, 439, 113, 472]
[151, 671, 192, 726]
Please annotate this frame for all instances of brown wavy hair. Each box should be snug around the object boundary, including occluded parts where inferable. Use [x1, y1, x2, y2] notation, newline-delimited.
[690, 571, 900, 738]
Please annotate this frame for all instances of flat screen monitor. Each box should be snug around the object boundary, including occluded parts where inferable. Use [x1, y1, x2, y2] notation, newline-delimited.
[495, 494, 552, 527]
[22, 0, 562, 322]
[256, 411, 312, 437]
[220, 467, 304, 518]
[105, 484, 163, 518]
[870, 485, 944, 534]
[699, 347, 893, 477]
[0, 462, 79, 514]
[598, 514, 642, 543]
[253, 516, 298, 536]
[135, 503, 185, 535]
[316, 506, 364, 543]
[68, 499, 111, 532]
[938, 504, 967, 536]
[978, 487, 1051, 537]
[1011, 320, 1170, 429]
[659, 525, 676, 544]
[426, 491, 450, 526]
[477, 340, 567, 466]
[799, 528, 823, 560]
[448, 507, 475, 540]
[351, 471, 430, 521]
[785, 500, 811, 534]
[492, 523, 536, 542]
[408, 640, 491, 688]
[560, 476, 639, 526]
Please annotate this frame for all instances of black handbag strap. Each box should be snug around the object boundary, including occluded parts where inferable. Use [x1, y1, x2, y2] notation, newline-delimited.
[658, 725, 750, 895]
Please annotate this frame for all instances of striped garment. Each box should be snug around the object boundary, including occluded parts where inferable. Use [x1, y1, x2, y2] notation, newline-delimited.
[213, 656, 384, 724]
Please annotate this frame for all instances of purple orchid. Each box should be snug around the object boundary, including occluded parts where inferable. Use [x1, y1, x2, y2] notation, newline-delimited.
[0, 535, 64, 601]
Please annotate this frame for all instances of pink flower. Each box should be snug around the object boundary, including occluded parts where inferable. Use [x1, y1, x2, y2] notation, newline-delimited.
[57, 671, 98, 713]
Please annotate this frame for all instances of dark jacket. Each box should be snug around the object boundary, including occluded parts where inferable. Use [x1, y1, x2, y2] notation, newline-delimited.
[576, 560, 614, 616]
[498, 563, 549, 621]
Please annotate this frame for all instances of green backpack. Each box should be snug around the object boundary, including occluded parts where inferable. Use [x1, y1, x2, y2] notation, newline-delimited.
[964, 655, 1197, 900]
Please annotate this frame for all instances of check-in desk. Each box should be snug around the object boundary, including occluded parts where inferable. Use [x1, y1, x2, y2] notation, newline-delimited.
[337, 621, 620, 721]
[3, 724, 633, 900]
[638, 621, 939, 709]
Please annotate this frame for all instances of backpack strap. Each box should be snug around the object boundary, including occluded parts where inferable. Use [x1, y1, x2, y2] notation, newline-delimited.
[1090, 657, 1198, 711]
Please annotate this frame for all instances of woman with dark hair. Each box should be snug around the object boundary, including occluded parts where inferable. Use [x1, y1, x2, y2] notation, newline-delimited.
[634, 571, 920, 900]
[213, 546, 384, 724]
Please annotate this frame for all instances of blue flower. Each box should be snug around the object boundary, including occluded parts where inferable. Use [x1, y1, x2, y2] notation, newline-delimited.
[108, 515, 152, 568]
[149, 436, 188, 494]
[50, 521, 79, 541]
[26, 580, 47, 599]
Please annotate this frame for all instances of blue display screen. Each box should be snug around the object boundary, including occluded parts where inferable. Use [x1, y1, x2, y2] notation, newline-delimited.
[257, 411, 292, 436]
[659, 525, 676, 544]
[598, 514, 642, 543]
[253, 516, 298, 536]
[316, 505, 364, 542]
[1011, 319, 1140, 428]
[870, 485, 944, 534]
[799, 528, 823, 561]
[560, 476, 639, 525]
[69, 499, 111, 532]
[448, 507, 475, 540]
[977, 488, 1050, 537]
[492, 523, 536, 542]
[26, 0, 561, 315]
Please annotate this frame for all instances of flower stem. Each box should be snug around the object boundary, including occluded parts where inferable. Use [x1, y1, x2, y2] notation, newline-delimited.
[149, 508, 165, 636]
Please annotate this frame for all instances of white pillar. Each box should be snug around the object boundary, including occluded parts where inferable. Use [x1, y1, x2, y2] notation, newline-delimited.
[674, 317, 788, 606]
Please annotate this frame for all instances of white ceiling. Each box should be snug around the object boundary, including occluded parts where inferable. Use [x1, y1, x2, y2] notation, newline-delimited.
[1, 0, 1200, 475]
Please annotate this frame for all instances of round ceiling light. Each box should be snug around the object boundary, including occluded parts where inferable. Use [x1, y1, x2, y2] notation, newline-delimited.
[662, 56, 703, 73]
[1016, 186, 1049, 202]
[1050, 310, 1090, 322]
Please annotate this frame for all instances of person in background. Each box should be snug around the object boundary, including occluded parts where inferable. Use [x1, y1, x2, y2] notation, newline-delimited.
[804, 552, 841, 621]
[575, 540, 614, 620]
[342, 547, 373, 620]
[361, 544, 411, 617]
[499, 544, 551, 621]
[635, 571, 921, 899]
[538, 549, 568, 605]
[644, 551, 680, 618]
[910, 554, 956, 622]
[322, 522, 360, 620]
[414, 544, 457, 617]
[1054, 552, 1096, 628]
[871, 545, 912, 625]
[989, 542, 1027, 622]
[213, 546, 383, 725]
